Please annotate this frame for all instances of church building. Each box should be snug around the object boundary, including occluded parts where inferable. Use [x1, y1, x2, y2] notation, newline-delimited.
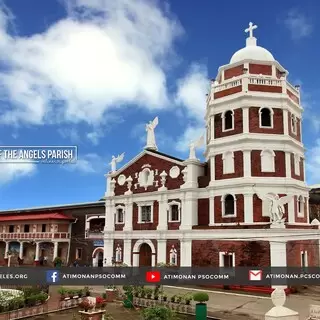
[102, 22, 320, 292]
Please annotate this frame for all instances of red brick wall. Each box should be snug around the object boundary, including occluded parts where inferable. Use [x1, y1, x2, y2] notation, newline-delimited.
[198, 199, 209, 226]
[248, 84, 282, 93]
[132, 201, 158, 230]
[290, 153, 304, 181]
[166, 240, 180, 266]
[286, 240, 319, 267]
[224, 65, 244, 80]
[214, 109, 243, 138]
[113, 154, 185, 196]
[249, 107, 284, 134]
[214, 194, 244, 223]
[287, 90, 300, 104]
[192, 240, 270, 267]
[115, 224, 123, 231]
[251, 150, 286, 177]
[249, 64, 272, 75]
[215, 151, 243, 180]
[214, 86, 242, 99]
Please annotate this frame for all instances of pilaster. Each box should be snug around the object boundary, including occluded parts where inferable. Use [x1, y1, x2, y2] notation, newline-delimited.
[242, 107, 249, 133]
[285, 152, 291, 178]
[123, 198, 133, 231]
[180, 240, 192, 266]
[105, 200, 115, 232]
[243, 194, 253, 223]
[210, 116, 215, 141]
[157, 194, 168, 230]
[270, 240, 287, 290]
[180, 193, 198, 230]
[209, 156, 215, 184]
[103, 239, 114, 266]
[209, 197, 215, 226]
[283, 109, 289, 135]
[123, 239, 131, 266]
[243, 150, 251, 177]
[288, 197, 295, 223]
[157, 239, 167, 264]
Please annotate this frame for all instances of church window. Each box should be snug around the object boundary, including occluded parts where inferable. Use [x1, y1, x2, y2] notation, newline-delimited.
[301, 251, 308, 269]
[260, 150, 275, 172]
[222, 194, 236, 217]
[259, 107, 273, 128]
[169, 246, 178, 265]
[168, 202, 180, 222]
[222, 110, 234, 131]
[294, 154, 301, 176]
[298, 196, 304, 216]
[219, 252, 235, 267]
[138, 202, 154, 223]
[222, 151, 235, 174]
[115, 245, 122, 263]
[291, 115, 297, 134]
[115, 206, 125, 224]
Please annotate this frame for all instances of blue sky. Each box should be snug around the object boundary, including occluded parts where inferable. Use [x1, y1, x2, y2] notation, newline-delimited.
[0, 0, 319, 210]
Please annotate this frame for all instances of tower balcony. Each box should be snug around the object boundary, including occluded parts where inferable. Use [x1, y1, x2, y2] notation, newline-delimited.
[0, 232, 70, 241]
[207, 74, 300, 106]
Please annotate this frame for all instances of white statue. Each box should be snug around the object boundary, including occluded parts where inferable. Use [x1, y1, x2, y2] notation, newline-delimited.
[188, 134, 204, 160]
[109, 153, 124, 172]
[257, 193, 293, 224]
[145, 117, 158, 150]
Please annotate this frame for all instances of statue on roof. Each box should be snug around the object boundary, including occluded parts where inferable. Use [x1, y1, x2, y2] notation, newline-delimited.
[145, 116, 158, 151]
[109, 153, 124, 172]
[188, 134, 204, 160]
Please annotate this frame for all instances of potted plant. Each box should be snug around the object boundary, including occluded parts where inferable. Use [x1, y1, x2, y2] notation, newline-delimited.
[140, 288, 146, 298]
[161, 293, 167, 302]
[175, 295, 182, 303]
[170, 295, 176, 303]
[95, 296, 105, 310]
[53, 257, 62, 267]
[77, 289, 83, 297]
[184, 294, 192, 305]
[145, 288, 153, 299]
[122, 285, 134, 308]
[79, 298, 94, 312]
[84, 287, 91, 296]
[193, 292, 209, 320]
[141, 306, 175, 320]
[68, 290, 74, 298]
[58, 287, 67, 300]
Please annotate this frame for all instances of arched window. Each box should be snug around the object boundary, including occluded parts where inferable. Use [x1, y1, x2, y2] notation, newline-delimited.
[298, 196, 304, 216]
[222, 194, 236, 216]
[222, 151, 234, 174]
[259, 107, 273, 128]
[291, 115, 297, 134]
[260, 150, 275, 172]
[169, 245, 178, 266]
[222, 110, 234, 131]
[115, 205, 125, 224]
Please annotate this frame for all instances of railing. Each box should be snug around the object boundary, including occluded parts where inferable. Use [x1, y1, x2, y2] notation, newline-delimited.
[286, 81, 300, 96]
[214, 78, 242, 92]
[248, 77, 282, 86]
[0, 232, 70, 240]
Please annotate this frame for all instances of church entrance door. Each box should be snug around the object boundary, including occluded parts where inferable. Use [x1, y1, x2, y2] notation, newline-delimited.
[139, 243, 152, 266]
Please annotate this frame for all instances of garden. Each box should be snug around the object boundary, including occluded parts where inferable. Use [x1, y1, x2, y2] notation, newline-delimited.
[0, 286, 49, 313]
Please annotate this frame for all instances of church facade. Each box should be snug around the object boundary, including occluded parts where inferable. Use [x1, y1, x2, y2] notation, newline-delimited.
[102, 23, 320, 290]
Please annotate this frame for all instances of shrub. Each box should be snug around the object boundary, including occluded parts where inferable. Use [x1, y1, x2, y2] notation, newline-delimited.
[193, 292, 209, 303]
[141, 306, 176, 320]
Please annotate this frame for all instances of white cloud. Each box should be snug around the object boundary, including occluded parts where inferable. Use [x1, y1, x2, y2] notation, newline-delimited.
[0, 160, 36, 184]
[0, 0, 182, 126]
[58, 127, 81, 143]
[62, 153, 106, 173]
[284, 10, 313, 40]
[306, 140, 320, 184]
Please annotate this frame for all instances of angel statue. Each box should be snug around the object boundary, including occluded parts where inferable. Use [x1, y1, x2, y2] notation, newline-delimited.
[109, 153, 125, 172]
[256, 192, 293, 224]
[189, 134, 204, 160]
[145, 116, 159, 151]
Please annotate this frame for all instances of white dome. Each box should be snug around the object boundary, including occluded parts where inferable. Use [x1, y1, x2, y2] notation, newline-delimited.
[230, 45, 274, 64]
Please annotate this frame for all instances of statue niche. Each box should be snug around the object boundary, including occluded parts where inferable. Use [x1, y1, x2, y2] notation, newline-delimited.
[138, 168, 154, 190]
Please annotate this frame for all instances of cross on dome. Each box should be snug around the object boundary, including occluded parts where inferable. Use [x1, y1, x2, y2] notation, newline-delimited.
[245, 22, 257, 38]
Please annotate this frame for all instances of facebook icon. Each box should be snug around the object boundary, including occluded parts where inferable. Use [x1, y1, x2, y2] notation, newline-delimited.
[46, 270, 59, 283]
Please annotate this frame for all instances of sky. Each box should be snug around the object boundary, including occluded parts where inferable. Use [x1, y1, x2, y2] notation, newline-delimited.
[0, 0, 319, 210]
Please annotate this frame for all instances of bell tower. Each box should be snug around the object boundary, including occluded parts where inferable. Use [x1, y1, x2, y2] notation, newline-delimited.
[205, 22, 309, 226]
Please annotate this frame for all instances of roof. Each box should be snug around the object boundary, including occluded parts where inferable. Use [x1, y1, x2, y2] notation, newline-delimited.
[147, 149, 184, 162]
[0, 213, 75, 222]
[0, 200, 104, 214]
[310, 184, 320, 191]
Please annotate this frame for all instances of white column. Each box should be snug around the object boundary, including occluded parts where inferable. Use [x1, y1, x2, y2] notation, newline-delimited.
[103, 239, 114, 266]
[210, 156, 215, 183]
[306, 196, 310, 223]
[157, 239, 167, 264]
[4, 242, 9, 259]
[152, 254, 156, 267]
[242, 107, 249, 133]
[283, 109, 289, 135]
[105, 200, 115, 232]
[123, 239, 131, 266]
[243, 150, 251, 177]
[35, 242, 40, 261]
[157, 196, 168, 230]
[270, 241, 287, 289]
[133, 253, 139, 267]
[53, 242, 59, 259]
[210, 116, 215, 141]
[288, 197, 295, 223]
[19, 242, 24, 259]
[180, 194, 197, 230]
[180, 240, 192, 266]
[123, 199, 133, 231]
[285, 152, 291, 178]
[209, 197, 215, 226]
[243, 194, 253, 223]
